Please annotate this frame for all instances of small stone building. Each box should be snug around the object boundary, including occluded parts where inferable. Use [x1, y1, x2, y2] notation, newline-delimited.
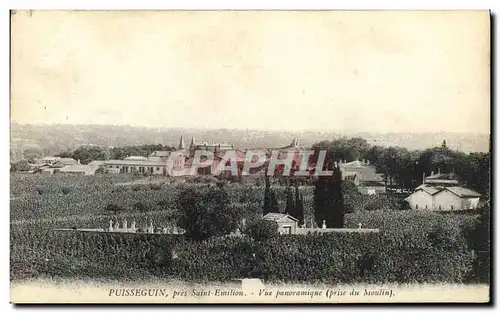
[262, 213, 299, 234]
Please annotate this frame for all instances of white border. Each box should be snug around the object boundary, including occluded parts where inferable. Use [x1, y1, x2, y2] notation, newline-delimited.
[2, 1, 498, 312]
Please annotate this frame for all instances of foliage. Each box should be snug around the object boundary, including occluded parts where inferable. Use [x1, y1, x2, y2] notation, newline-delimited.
[313, 165, 345, 228]
[61, 187, 72, 195]
[10, 160, 31, 172]
[244, 219, 279, 242]
[176, 184, 242, 241]
[105, 203, 125, 215]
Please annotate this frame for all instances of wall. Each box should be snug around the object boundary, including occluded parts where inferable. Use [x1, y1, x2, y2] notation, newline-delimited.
[433, 189, 474, 211]
[407, 189, 433, 210]
[277, 218, 297, 234]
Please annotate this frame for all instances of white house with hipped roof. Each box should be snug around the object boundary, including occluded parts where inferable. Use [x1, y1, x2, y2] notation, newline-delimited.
[405, 184, 481, 211]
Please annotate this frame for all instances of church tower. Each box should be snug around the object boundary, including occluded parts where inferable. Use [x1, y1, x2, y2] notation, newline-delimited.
[178, 136, 185, 150]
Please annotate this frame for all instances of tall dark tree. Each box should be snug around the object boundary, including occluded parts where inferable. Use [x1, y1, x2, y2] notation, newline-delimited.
[313, 160, 345, 228]
[262, 169, 272, 215]
[295, 185, 305, 226]
[284, 186, 295, 216]
[269, 189, 280, 213]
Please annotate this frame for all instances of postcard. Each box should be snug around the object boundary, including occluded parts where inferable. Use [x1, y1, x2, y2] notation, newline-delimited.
[10, 10, 491, 304]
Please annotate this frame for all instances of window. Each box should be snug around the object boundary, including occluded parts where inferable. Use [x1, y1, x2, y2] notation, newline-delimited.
[451, 205, 454, 211]
[425, 205, 428, 209]
[416, 204, 419, 209]
[282, 226, 292, 234]
[439, 205, 442, 210]
[156, 167, 160, 171]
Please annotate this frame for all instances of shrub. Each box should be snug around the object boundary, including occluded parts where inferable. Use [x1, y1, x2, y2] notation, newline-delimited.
[150, 184, 161, 190]
[176, 184, 243, 241]
[36, 187, 44, 195]
[244, 219, 279, 242]
[61, 187, 72, 195]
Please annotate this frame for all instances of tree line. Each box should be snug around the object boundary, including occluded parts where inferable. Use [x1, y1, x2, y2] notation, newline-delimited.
[311, 137, 490, 196]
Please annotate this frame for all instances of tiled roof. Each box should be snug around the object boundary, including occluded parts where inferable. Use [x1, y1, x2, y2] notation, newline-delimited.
[414, 184, 481, 198]
[149, 151, 171, 157]
[263, 213, 298, 222]
[446, 186, 481, 198]
[124, 156, 148, 161]
[58, 165, 95, 173]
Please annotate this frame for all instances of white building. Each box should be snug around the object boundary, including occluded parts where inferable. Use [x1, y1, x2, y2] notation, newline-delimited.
[262, 213, 299, 235]
[405, 185, 481, 211]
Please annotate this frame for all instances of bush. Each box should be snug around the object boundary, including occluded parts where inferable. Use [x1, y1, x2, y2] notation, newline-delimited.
[176, 184, 243, 241]
[36, 187, 44, 195]
[244, 219, 279, 242]
[61, 187, 72, 195]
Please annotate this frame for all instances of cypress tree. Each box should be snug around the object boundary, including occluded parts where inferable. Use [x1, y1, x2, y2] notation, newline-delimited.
[270, 189, 280, 213]
[285, 186, 295, 216]
[313, 158, 345, 228]
[295, 184, 305, 226]
[263, 169, 272, 215]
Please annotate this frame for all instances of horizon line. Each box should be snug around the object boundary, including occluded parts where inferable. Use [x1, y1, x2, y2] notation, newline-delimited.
[9, 122, 491, 136]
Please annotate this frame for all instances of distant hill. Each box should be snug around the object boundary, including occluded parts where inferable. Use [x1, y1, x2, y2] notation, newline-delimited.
[9, 123, 490, 161]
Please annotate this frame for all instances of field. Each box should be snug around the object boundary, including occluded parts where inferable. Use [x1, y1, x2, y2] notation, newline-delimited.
[10, 173, 483, 284]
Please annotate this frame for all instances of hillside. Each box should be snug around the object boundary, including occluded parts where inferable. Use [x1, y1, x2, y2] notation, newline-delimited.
[9, 123, 490, 161]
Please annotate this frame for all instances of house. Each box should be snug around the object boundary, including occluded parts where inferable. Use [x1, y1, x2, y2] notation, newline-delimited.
[57, 164, 101, 176]
[188, 136, 235, 155]
[53, 158, 79, 168]
[423, 171, 460, 186]
[104, 159, 167, 175]
[36, 156, 61, 165]
[405, 185, 482, 211]
[339, 159, 384, 186]
[148, 151, 171, 162]
[358, 181, 386, 195]
[263, 213, 298, 235]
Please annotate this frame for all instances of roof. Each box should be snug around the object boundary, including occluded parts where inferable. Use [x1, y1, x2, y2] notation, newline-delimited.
[124, 156, 148, 161]
[88, 160, 106, 166]
[41, 156, 60, 161]
[55, 158, 78, 165]
[446, 186, 481, 198]
[413, 184, 480, 198]
[340, 160, 372, 168]
[105, 160, 166, 166]
[149, 151, 171, 157]
[58, 165, 96, 173]
[414, 184, 443, 195]
[426, 173, 457, 180]
[263, 213, 299, 222]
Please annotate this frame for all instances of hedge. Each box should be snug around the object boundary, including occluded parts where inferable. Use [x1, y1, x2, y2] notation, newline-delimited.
[11, 212, 477, 283]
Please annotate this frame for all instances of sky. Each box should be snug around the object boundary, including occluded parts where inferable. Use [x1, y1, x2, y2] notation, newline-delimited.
[10, 10, 490, 134]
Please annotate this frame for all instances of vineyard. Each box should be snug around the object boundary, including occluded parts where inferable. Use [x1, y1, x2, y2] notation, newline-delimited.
[10, 173, 483, 283]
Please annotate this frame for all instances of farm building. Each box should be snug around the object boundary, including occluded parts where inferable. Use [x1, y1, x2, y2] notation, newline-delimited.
[357, 181, 386, 195]
[263, 213, 379, 235]
[405, 185, 481, 211]
[57, 164, 101, 176]
[263, 213, 299, 235]
[339, 159, 384, 186]
[104, 159, 167, 175]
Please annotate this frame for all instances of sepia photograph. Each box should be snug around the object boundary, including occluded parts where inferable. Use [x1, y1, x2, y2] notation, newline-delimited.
[9, 10, 491, 304]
